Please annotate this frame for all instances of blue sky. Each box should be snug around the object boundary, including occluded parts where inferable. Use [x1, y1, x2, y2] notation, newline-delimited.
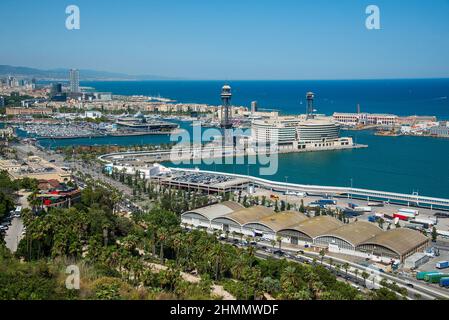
[1, 0, 448, 79]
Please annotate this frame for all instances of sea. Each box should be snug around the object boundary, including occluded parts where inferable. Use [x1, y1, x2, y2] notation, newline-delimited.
[22, 79, 449, 198]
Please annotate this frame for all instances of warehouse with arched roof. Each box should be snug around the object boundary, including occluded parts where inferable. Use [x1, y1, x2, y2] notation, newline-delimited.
[356, 228, 430, 261]
[314, 221, 384, 250]
[278, 215, 344, 245]
[212, 205, 275, 235]
[181, 201, 244, 229]
[243, 211, 309, 240]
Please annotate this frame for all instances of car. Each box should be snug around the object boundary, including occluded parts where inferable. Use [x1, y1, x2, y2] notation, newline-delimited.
[298, 250, 305, 255]
[406, 283, 414, 288]
[273, 250, 284, 256]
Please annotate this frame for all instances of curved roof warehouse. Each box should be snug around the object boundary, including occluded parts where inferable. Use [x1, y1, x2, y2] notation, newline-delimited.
[181, 202, 429, 261]
[314, 221, 384, 250]
[357, 228, 429, 261]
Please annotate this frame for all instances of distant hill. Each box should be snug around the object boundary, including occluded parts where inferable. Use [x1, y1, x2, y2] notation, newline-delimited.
[0, 65, 175, 81]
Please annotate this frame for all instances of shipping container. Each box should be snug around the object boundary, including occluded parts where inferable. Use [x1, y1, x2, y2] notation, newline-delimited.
[354, 206, 372, 212]
[410, 220, 430, 229]
[413, 218, 437, 225]
[440, 277, 449, 287]
[368, 216, 377, 223]
[399, 208, 419, 216]
[317, 199, 337, 205]
[368, 201, 384, 207]
[416, 271, 440, 280]
[396, 211, 415, 218]
[394, 213, 410, 221]
[436, 261, 449, 269]
[425, 273, 449, 283]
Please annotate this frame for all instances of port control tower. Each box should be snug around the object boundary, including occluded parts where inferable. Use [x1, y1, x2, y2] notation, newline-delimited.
[220, 84, 233, 147]
[306, 91, 315, 119]
[220, 84, 233, 129]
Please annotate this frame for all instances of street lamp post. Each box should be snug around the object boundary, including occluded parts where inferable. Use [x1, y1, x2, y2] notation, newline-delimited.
[349, 178, 353, 199]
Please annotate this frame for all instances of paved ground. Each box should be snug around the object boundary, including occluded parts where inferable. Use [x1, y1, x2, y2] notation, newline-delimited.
[251, 188, 449, 232]
[418, 252, 449, 272]
[4, 217, 24, 253]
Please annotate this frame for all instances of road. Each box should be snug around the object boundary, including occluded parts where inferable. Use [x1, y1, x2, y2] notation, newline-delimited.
[4, 217, 24, 253]
[213, 233, 448, 300]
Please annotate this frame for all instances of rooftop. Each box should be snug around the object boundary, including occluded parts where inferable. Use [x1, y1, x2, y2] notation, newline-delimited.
[318, 221, 384, 246]
[359, 228, 429, 256]
[247, 211, 309, 232]
[183, 201, 244, 221]
[218, 205, 275, 226]
[282, 215, 344, 239]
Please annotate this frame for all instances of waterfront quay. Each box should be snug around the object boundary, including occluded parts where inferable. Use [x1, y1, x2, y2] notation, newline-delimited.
[98, 140, 368, 167]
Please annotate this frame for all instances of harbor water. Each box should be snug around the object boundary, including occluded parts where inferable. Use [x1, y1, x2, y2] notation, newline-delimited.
[17, 80, 449, 198]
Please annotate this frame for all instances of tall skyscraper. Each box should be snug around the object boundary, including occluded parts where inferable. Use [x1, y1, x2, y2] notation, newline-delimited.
[69, 69, 80, 93]
[251, 101, 258, 114]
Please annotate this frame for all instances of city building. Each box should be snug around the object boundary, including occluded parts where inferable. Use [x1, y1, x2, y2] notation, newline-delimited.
[69, 69, 80, 93]
[251, 117, 354, 152]
[0, 127, 13, 139]
[333, 112, 398, 126]
[429, 122, 449, 137]
[5, 107, 52, 116]
[0, 96, 4, 107]
[0, 156, 71, 182]
[84, 110, 103, 119]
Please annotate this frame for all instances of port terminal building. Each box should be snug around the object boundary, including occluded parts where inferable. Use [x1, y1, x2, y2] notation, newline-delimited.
[251, 117, 354, 152]
[181, 202, 429, 262]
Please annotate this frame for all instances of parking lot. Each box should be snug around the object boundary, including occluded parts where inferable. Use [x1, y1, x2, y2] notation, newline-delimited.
[171, 172, 236, 186]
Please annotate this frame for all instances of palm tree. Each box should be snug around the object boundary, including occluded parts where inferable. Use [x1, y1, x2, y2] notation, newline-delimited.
[276, 235, 282, 251]
[319, 249, 325, 264]
[343, 262, 350, 278]
[211, 243, 224, 280]
[158, 227, 168, 263]
[172, 233, 183, 264]
[270, 239, 276, 250]
[361, 271, 369, 288]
